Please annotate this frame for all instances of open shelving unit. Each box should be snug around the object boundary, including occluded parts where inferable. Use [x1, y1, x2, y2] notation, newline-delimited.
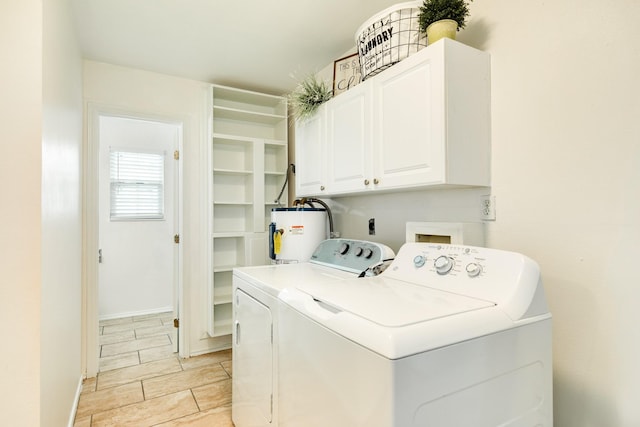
[208, 84, 288, 337]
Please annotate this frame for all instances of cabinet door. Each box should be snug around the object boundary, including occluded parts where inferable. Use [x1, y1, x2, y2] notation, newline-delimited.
[233, 287, 273, 426]
[294, 107, 326, 197]
[373, 51, 446, 189]
[326, 83, 373, 194]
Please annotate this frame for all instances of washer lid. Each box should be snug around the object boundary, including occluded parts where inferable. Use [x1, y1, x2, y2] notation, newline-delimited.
[295, 276, 494, 327]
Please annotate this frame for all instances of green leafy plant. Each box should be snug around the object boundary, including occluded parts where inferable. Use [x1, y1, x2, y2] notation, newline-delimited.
[418, 0, 473, 32]
[287, 75, 333, 122]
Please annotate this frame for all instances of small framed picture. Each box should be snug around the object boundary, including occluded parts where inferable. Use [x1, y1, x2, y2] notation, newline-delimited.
[333, 53, 362, 97]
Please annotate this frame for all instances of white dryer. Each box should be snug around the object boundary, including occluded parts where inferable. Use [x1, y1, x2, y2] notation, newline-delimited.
[277, 243, 553, 426]
[232, 239, 395, 427]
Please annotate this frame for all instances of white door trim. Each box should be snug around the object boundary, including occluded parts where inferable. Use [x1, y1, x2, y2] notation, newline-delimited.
[82, 103, 186, 378]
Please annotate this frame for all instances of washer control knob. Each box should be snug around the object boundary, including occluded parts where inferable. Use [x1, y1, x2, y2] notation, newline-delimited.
[466, 262, 482, 277]
[434, 255, 454, 275]
[354, 247, 363, 257]
[413, 255, 426, 268]
[363, 248, 373, 259]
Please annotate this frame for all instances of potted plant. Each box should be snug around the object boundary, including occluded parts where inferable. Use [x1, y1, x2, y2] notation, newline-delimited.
[287, 74, 332, 122]
[418, 0, 472, 44]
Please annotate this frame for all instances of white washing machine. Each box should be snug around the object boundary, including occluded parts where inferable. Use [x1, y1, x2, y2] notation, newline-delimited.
[277, 242, 553, 426]
[232, 239, 395, 427]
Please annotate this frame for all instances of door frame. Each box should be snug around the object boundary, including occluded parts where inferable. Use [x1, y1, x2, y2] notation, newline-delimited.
[82, 103, 185, 377]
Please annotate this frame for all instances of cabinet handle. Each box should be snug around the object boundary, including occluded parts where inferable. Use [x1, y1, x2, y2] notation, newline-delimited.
[235, 320, 240, 345]
[364, 179, 370, 185]
[320, 185, 325, 191]
[373, 178, 379, 185]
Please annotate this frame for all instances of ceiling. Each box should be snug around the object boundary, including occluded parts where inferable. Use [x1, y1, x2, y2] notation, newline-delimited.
[70, 0, 405, 95]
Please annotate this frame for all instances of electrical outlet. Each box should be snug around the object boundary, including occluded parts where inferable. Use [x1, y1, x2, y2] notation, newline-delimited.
[480, 195, 496, 221]
[369, 218, 376, 235]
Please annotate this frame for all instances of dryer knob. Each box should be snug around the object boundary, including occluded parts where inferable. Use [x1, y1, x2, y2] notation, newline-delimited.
[413, 255, 426, 268]
[363, 248, 373, 259]
[339, 242, 350, 255]
[354, 247, 364, 257]
[434, 255, 454, 275]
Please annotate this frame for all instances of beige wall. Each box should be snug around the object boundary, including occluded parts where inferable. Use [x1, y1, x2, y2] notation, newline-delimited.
[477, 1, 640, 425]
[0, 1, 43, 425]
[0, 0, 83, 425]
[327, 1, 640, 425]
[41, 0, 84, 425]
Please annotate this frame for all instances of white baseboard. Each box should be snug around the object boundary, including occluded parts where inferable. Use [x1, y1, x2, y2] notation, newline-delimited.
[189, 335, 232, 358]
[98, 306, 173, 321]
[67, 375, 84, 427]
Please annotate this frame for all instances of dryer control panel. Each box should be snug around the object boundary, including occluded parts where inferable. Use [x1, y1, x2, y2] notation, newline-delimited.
[309, 239, 395, 275]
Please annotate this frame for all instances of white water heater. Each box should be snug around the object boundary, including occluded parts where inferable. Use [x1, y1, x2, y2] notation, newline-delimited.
[269, 208, 328, 263]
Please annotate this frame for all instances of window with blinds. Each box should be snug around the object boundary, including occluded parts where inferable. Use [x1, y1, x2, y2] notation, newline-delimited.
[110, 149, 165, 220]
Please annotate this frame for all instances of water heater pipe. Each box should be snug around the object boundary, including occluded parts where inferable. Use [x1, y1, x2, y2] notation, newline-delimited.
[293, 197, 336, 238]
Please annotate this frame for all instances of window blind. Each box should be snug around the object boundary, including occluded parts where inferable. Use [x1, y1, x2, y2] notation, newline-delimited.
[110, 150, 165, 220]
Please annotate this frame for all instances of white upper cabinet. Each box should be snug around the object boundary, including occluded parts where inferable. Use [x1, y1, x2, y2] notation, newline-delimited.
[294, 106, 327, 197]
[326, 81, 373, 193]
[295, 39, 491, 198]
[373, 48, 443, 189]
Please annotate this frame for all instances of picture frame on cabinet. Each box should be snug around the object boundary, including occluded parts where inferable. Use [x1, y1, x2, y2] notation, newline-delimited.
[333, 53, 362, 96]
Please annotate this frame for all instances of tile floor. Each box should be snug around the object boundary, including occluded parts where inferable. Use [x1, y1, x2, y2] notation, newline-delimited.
[74, 312, 234, 426]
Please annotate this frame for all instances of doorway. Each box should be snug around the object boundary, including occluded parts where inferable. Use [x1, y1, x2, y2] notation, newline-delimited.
[98, 116, 177, 322]
[83, 107, 184, 377]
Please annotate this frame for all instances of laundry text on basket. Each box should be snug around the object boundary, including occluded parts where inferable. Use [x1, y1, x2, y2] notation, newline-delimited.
[359, 26, 394, 56]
